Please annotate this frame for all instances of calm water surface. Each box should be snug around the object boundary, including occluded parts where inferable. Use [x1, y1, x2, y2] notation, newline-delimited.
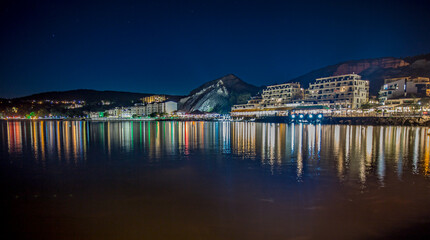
[1, 120, 430, 239]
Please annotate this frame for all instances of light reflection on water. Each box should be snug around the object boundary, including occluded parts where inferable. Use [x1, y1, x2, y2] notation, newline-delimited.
[2, 120, 430, 184]
[2, 120, 430, 239]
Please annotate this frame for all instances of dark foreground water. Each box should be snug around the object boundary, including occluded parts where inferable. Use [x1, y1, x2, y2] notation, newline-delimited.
[1, 120, 430, 239]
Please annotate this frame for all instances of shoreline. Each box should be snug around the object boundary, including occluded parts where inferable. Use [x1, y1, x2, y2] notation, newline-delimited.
[3, 116, 430, 126]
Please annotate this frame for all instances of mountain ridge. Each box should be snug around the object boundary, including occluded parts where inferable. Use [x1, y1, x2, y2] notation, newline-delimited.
[287, 53, 430, 95]
[3, 53, 430, 114]
[13, 89, 184, 106]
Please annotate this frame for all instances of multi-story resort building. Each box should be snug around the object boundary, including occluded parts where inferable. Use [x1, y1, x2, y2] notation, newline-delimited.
[306, 74, 369, 109]
[260, 82, 303, 108]
[142, 95, 166, 104]
[231, 83, 302, 117]
[141, 101, 177, 115]
[91, 101, 177, 119]
[231, 74, 370, 117]
[379, 77, 430, 103]
[230, 96, 263, 112]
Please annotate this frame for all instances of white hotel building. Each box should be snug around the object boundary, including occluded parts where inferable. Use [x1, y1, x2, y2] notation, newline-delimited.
[101, 101, 177, 118]
[231, 82, 302, 117]
[260, 82, 302, 108]
[306, 74, 369, 109]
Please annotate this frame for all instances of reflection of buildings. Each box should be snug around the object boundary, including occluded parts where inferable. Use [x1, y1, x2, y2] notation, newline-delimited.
[6, 121, 22, 154]
[231, 122, 256, 158]
[2, 121, 430, 185]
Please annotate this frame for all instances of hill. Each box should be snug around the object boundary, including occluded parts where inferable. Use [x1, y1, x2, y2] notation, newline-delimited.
[288, 53, 430, 95]
[179, 74, 261, 113]
[14, 89, 182, 106]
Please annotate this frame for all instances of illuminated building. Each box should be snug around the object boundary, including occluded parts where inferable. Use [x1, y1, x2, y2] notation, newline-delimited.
[231, 83, 302, 117]
[143, 101, 177, 115]
[106, 107, 126, 118]
[306, 74, 369, 109]
[261, 82, 303, 108]
[231, 96, 264, 112]
[142, 95, 166, 104]
[91, 101, 178, 119]
[89, 112, 105, 118]
[101, 100, 111, 105]
[379, 77, 430, 104]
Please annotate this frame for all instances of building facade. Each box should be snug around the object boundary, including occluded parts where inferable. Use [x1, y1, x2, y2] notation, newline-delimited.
[260, 82, 303, 108]
[142, 95, 166, 104]
[379, 77, 430, 103]
[231, 96, 263, 112]
[306, 74, 369, 109]
[133, 101, 178, 116]
[93, 101, 178, 119]
[231, 83, 302, 117]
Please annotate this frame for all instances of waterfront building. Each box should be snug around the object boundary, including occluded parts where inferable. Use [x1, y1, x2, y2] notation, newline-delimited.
[379, 77, 430, 103]
[104, 107, 133, 118]
[231, 83, 303, 117]
[130, 105, 146, 116]
[107, 107, 122, 117]
[89, 112, 105, 118]
[145, 101, 177, 115]
[376, 98, 424, 113]
[231, 96, 263, 112]
[96, 101, 178, 119]
[260, 82, 303, 108]
[306, 74, 369, 109]
[129, 101, 178, 117]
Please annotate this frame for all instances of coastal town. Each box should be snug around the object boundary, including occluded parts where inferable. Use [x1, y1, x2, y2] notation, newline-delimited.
[83, 73, 430, 123]
[2, 73, 430, 124]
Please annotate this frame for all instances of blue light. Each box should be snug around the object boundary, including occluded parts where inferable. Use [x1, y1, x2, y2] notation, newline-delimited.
[291, 114, 295, 118]
[309, 114, 313, 118]
[299, 114, 304, 118]
[318, 114, 322, 118]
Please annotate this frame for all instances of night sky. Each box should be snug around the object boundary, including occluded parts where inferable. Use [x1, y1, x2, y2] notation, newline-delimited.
[1, 0, 430, 98]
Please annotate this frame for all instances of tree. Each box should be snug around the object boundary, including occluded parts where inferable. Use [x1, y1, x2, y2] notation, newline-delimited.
[25, 112, 36, 119]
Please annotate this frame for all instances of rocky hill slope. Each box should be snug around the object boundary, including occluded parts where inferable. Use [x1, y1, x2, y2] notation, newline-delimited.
[178, 74, 260, 114]
[289, 53, 430, 95]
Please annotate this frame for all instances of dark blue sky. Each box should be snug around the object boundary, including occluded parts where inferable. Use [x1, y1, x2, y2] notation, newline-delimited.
[1, 0, 430, 98]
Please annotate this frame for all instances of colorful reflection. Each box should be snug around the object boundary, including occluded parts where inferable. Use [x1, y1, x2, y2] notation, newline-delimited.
[1, 121, 430, 185]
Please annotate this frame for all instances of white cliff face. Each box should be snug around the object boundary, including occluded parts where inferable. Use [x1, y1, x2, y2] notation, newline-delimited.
[180, 81, 227, 112]
[178, 74, 259, 113]
[193, 85, 229, 112]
